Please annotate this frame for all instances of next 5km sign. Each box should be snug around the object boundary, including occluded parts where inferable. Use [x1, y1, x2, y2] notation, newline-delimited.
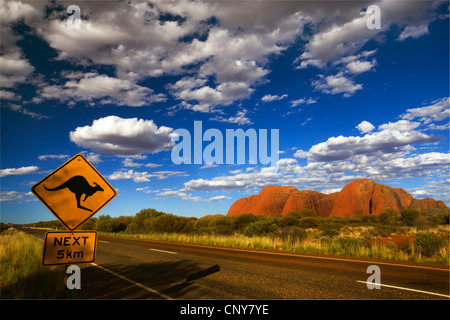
[43, 231, 98, 266]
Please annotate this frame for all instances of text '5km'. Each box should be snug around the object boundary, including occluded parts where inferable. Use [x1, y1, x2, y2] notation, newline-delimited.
[43, 231, 98, 266]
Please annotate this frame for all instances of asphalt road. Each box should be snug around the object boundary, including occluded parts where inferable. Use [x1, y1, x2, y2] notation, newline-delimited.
[23, 228, 450, 300]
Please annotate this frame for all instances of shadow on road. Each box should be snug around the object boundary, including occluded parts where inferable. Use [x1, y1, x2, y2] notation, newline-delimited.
[77, 260, 220, 299]
[162, 264, 220, 296]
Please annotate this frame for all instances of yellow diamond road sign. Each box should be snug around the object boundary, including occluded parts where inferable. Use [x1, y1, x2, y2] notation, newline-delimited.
[32, 154, 116, 231]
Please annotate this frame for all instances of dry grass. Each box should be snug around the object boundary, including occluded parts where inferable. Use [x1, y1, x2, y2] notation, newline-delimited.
[0, 230, 68, 299]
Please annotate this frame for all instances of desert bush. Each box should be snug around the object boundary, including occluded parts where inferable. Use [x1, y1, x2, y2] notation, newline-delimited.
[398, 240, 413, 254]
[95, 215, 114, 233]
[244, 218, 278, 237]
[360, 214, 379, 224]
[375, 223, 401, 236]
[79, 217, 96, 230]
[345, 216, 366, 225]
[298, 216, 320, 229]
[125, 221, 141, 234]
[281, 226, 308, 244]
[444, 213, 450, 225]
[109, 216, 132, 233]
[413, 233, 448, 257]
[319, 220, 341, 237]
[95, 215, 133, 233]
[232, 214, 260, 232]
[400, 208, 421, 226]
[286, 208, 317, 218]
[277, 209, 317, 228]
[414, 215, 430, 230]
[124, 208, 166, 233]
[337, 237, 363, 255]
[378, 208, 398, 225]
[428, 212, 450, 226]
[192, 216, 211, 234]
[277, 215, 301, 228]
[208, 215, 235, 235]
[149, 214, 195, 234]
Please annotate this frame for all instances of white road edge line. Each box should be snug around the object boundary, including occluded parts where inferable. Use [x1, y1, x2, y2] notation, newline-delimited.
[91, 262, 174, 300]
[356, 280, 450, 298]
[27, 233, 44, 242]
[149, 248, 177, 255]
[98, 240, 109, 243]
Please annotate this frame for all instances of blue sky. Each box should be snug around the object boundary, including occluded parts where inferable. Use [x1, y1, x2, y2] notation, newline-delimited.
[1, 0, 449, 224]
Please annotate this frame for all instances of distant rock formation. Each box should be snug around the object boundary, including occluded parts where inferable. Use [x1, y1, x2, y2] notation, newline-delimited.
[227, 186, 298, 217]
[282, 190, 338, 217]
[226, 179, 448, 217]
[329, 179, 447, 216]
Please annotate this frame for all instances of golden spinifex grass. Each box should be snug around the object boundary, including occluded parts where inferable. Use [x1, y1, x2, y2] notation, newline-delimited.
[0, 230, 67, 298]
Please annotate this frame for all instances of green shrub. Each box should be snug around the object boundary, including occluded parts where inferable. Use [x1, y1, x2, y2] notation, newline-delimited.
[399, 240, 412, 254]
[208, 215, 235, 235]
[376, 223, 401, 236]
[378, 208, 398, 225]
[232, 214, 260, 232]
[360, 214, 378, 224]
[298, 216, 320, 229]
[400, 208, 421, 226]
[414, 215, 430, 230]
[319, 221, 341, 237]
[151, 214, 195, 234]
[244, 219, 278, 237]
[444, 213, 450, 225]
[95, 215, 113, 233]
[192, 216, 211, 234]
[125, 208, 167, 233]
[413, 233, 448, 257]
[277, 215, 300, 228]
[345, 216, 365, 225]
[280, 226, 307, 244]
[125, 221, 141, 234]
[337, 237, 363, 255]
[286, 208, 317, 218]
[429, 212, 450, 226]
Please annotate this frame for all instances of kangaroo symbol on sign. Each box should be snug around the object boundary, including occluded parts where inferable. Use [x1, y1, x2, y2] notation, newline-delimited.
[44, 175, 104, 212]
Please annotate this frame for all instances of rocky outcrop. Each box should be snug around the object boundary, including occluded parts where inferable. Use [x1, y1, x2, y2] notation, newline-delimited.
[227, 186, 298, 217]
[329, 179, 416, 216]
[410, 198, 448, 212]
[226, 179, 448, 217]
[281, 190, 337, 217]
[330, 179, 376, 216]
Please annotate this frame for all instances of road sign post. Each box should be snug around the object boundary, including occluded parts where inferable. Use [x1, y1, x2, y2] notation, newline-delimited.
[32, 154, 116, 267]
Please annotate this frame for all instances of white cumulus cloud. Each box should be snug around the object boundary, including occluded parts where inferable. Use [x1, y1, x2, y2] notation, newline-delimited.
[69, 116, 176, 156]
[0, 166, 39, 177]
[313, 72, 362, 97]
[356, 121, 375, 133]
[39, 72, 166, 107]
[401, 97, 450, 124]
